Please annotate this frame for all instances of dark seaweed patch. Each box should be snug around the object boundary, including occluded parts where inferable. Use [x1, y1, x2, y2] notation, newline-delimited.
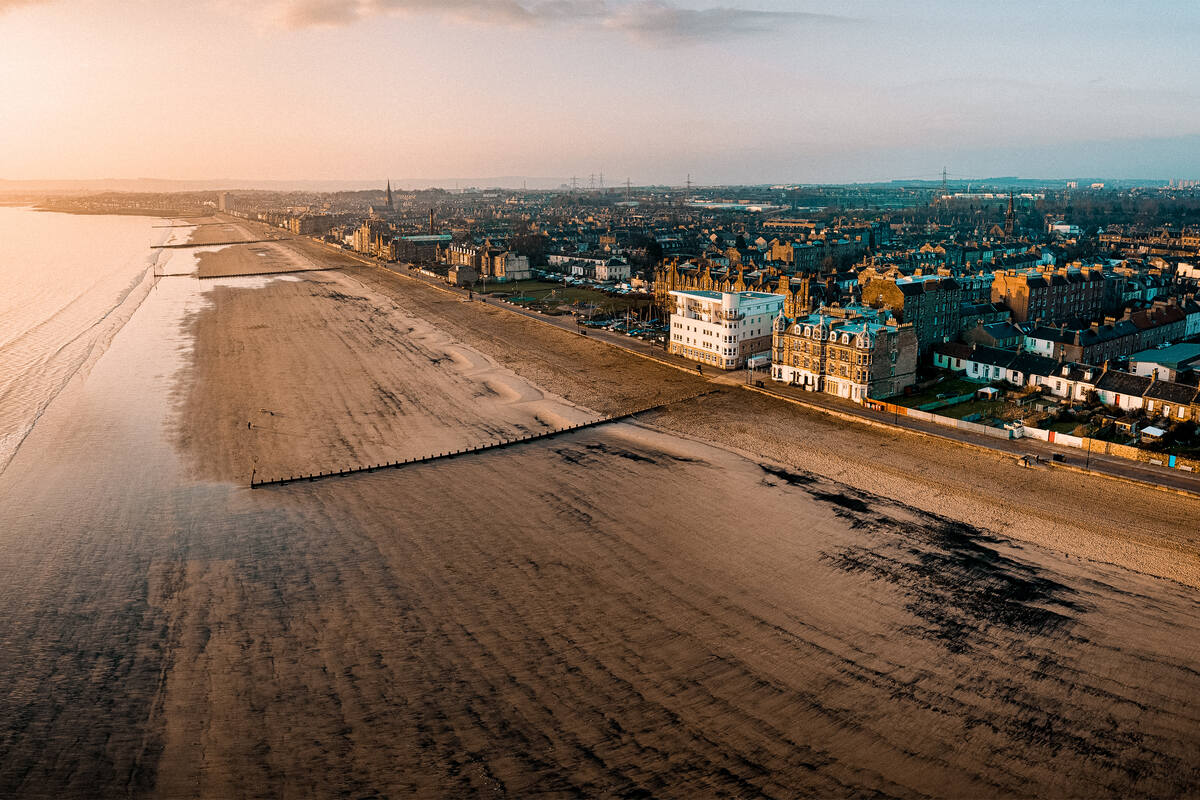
[823, 515, 1083, 654]
[556, 440, 706, 468]
[759, 464, 817, 486]
[810, 491, 872, 513]
[583, 442, 657, 464]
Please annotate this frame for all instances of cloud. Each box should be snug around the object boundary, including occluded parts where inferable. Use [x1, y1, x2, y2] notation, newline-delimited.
[264, 0, 848, 42]
[601, 2, 845, 42]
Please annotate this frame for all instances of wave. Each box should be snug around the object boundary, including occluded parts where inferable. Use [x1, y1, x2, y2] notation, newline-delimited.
[0, 223, 179, 476]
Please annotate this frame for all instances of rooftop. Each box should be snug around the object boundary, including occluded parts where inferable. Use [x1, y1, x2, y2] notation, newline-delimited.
[1129, 343, 1200, 369]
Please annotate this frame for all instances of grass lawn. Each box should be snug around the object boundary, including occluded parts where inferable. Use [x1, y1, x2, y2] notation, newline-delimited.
[896, 376, 985, 408]
[937, 399, 1004, 420]
[482, 280, 561, 296]
[488, 280, 655, 316]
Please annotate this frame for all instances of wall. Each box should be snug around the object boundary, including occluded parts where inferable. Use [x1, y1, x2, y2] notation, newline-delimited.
[865, 398, 1200, 470]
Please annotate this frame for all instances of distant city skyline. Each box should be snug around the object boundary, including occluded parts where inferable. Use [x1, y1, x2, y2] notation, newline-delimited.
[2, 0, 1199, 183]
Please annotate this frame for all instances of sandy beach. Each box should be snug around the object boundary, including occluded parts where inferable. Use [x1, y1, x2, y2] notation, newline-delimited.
[0, 221, 1197, 798]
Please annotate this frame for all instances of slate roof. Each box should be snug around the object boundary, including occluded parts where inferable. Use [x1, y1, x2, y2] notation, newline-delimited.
[1143, 381, 1199, 405]
[1095, 371, 1153, 396]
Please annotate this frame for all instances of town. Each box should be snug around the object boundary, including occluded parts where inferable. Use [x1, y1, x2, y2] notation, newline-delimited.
[49, 178, 1200, 472]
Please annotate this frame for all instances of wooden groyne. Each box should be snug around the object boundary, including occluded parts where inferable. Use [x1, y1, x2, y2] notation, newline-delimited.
[153, 239, 280, 249]
[250, 391, 714, 488]
[198, 268, 330, 280]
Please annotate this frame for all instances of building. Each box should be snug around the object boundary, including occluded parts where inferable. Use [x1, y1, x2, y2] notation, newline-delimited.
[593, 257, 631, 283]
[447, 263, 478, 287]
[668, 290, 783, 369]
[1129, 343, 1200, 381]
[488, 251, 532, 282]
[933, 343, 1059, 389]
[1047, 221, 1081, 237]
[772, 305, 918, 401]
[287, 214, 333, 236]
[547, 253, 629, 282]
[353, 220, 391, 257]
[396, 234, 452, 264]
[857, 267, 963, 355]
[654, 258, 820, 321]
[990, 265, 1107, 325]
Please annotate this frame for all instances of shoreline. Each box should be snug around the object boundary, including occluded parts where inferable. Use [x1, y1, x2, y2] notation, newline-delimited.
[0, 219, 1198, 797]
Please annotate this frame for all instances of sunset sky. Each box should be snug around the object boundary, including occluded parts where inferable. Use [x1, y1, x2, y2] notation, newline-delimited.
[2, 0, 1198, 185]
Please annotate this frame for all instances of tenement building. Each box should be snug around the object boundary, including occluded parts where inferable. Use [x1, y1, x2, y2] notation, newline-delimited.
[668, 290, 784, 369]
[990, 265, 1107, 324]
[771, 305, 919, 402]
[857, 267, 962, 355]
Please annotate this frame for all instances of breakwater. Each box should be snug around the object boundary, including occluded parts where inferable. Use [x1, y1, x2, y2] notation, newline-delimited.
[250, 391, 714, 488]
[152, 239, 279, 249]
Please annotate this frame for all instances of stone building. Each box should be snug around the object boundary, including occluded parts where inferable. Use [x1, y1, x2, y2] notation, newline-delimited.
[771, 305, 918, 402]
[990, 265, 1107, 325]
[654, 258, 825, 324]
[857, 267, 963, 355]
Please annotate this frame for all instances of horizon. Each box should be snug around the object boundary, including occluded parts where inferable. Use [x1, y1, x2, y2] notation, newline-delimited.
[2, 1, 1199, 184]
[0, 171, 1187, 194]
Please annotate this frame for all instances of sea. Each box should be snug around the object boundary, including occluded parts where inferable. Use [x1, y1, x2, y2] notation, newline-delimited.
[0, 206, 173, 471]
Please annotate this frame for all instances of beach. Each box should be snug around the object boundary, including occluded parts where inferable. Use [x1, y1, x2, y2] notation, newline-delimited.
[0, 217, 1197, 798]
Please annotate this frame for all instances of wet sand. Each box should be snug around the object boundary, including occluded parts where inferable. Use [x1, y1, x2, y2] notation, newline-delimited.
[187, 219, 368, 279]
[0, 226, 1198, 798]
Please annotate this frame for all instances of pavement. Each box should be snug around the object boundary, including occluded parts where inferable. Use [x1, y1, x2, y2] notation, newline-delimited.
[300, 238, 1200, 499]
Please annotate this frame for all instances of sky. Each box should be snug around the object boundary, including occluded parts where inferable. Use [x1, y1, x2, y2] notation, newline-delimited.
[1, 0, 1198, 186]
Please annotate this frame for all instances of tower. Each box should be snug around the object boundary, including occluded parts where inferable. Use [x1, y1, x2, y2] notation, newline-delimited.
[386, 180, 394, 212]
[1004, 191, 1015, 237]
[429, 208, 435, 235]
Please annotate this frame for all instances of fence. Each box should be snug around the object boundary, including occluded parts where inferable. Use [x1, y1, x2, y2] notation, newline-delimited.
[916, 393, 976, 412]
[867, 399, 1016, 441]
[865, 398, 1199, 473]
[1032, 428, 1198, 472]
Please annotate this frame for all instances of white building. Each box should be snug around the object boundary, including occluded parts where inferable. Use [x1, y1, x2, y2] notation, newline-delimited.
[1047, 221, 1081, 237]
[668, 290, 783, 369]
[594, 258, 631, 283]
[491, 251, 531, 282]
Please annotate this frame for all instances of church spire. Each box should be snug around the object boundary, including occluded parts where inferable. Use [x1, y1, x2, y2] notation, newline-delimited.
[1004, 191, 1015, 237]
[386, 180, 394, 211]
